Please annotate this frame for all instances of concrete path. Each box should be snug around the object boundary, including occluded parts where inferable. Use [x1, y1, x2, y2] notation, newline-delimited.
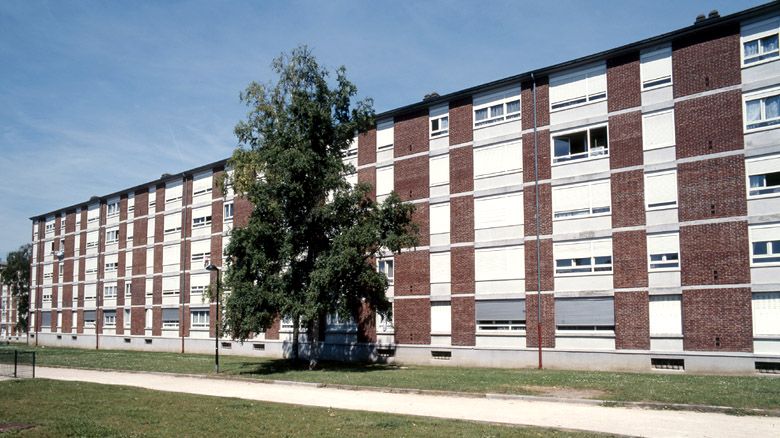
[36, 367, 778, 437]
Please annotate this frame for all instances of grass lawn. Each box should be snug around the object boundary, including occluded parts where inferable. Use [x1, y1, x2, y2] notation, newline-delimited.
[3, 344, 779, 411]
[0, 379, 604, 437]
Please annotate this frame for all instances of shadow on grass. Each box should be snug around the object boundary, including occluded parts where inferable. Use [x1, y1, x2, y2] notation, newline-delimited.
[232, 358, 403, 377]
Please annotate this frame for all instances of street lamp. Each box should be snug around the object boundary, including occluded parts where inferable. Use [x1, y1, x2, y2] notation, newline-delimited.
[204, 259, 220, 373]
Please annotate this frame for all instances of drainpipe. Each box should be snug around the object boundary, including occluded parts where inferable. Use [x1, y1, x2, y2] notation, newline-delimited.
[180, 174, 190, 354]
[531, 73, 543, 369]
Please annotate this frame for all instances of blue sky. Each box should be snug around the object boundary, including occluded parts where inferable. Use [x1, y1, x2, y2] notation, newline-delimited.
[0, 0, 765, 257]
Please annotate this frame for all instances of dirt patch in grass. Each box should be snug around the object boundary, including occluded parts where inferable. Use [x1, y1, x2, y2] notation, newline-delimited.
[522, 385, 608, 400]
[0, 422, 35, 432]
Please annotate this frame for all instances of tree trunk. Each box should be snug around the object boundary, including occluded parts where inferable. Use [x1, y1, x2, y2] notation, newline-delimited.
[309, 316, 320, 370]
[291, 315, 300, 362]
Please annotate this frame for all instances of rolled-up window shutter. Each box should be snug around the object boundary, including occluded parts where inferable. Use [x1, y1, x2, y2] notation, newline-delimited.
[476, 299, 525, 321]
[555, 297, 614, 326]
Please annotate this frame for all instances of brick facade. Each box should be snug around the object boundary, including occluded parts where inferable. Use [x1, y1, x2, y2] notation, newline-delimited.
[393, 298, 430, 345]
[612, 230, 648, 289]
[607, 52, 641, 112]
[614, 291, 650, 350]
[608, 111, 643, 169]
[610, 169, 645, 228]
[677, 155, 746, 222]
[675, 90, 744, 159]
[682, 288, 752, 352]
[680, 221, 750, 286]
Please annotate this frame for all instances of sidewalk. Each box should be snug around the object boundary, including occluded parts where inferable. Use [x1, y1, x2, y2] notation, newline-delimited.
[37, 366, 778, 437]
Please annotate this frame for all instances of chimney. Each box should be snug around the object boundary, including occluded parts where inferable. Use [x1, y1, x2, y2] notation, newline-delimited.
[708, 10, 720, 19]
[423, 92, 440, 101]
[695, 14, 706, 23]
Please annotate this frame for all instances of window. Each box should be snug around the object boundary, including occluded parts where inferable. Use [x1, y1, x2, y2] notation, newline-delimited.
[645, 170, 678, 210]
[474, 246, 524, 282]
[640, 46, 672, 89]
[473, 141, 522, 179]
[554, 239, 612, 275]
[429, 252, 451, 286]
[192, 172, 213, 197]
[224, 203, 234, 221]
[191, 285, 208, 295]
[124, 283, 132, 297]
[649, 295, 682, 336]
[552, 180, 610, 219]
[552, 126, 608, 163]
[84, 310, 97, 327]
[752, 240, 780, 264]
[193, 215, 212, 228]
[162, 308, 179, 328]
[555, 297, 615, 331]
[124, 309, 131, 328]
[165, 181, 183, 205]
[191, 252, 211, 264]
[191, 310, 210, 328]
[751, 224, 780, 265]
[42, 290, 52, 302]
[105, 262, 118, 273]
[106, 229, 119, 244]
[430, 115, 449, 137]
[473, 93, 521, 128]
[104, 311, 116, 327]
[376, 165, 393, 197]
[745, 90, 780, 130]
[753, 292, 780, 336]
[642, 110, 675, 150]
[162, 244, 180, 272]
[430, 302, 451, 334]
[107, 201, 120, 217]
[126, 222, 134, 241]
[747, 155, 780, 197]
[474, 193, 523, 229]
[376, 119, 394, 151]
[549, 64, 607, 110]
[476, 299, 525, 331]
[346, 145, 358, 158]
[378, 259, 394, 283]
[45, 222, 55, 232]
[429, 155, 449, 188]
[647, 233, 680, 271]
[429, 202, 450, 238]
[164, 213, 182, 234]
[104, 285, 117, 298]
[744, 33, 780, 65]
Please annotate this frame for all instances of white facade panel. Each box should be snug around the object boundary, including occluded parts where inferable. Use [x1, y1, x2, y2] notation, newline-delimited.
[649, 295, 683, 336]
[642, 110, 676, 150]
[430, 302, 451, 334]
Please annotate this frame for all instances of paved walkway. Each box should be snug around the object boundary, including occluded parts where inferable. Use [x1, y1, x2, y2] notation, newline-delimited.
[37, 367, 778, 437]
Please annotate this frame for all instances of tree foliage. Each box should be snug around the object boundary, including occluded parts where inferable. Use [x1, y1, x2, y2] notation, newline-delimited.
[222, 46, 418, 367]
[1, 244, 32, 332]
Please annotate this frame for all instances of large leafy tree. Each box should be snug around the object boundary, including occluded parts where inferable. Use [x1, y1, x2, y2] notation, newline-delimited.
[2, 244, 32, 333]
[223, 46, 417, 368]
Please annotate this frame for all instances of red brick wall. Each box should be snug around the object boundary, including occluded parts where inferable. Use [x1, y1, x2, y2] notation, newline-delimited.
[265, 316, 281, 340]
[525, 239, 554, 292]
[411, 202, 429, 246]
[525, 293, 555, 348]
[356, 302, 376, 343]
[682, 288, 752, 352]
[672, 24, 740, 98]
[357, 167, 376, 201]
[394, 156, 429, 201]
[449, 146, 473, 194]
[614, 291, 650, 350]
[524, 182, 552, 236]
[675, 91, 743, 159]
[451, 296, 475, 346]
[450, 196, 474, 244]
[677, 155, 746, 222]
[394, 110, 428, 158]
[608, 111, 643, 169]
[152, 306, 162, 336]
[612, 230, 648, 289]
[131, 306, 144, 335]
[233, 196, 253, 229]
[393, 298, 430, 345]
[394, 250, 430, 296]
[522, 77, 550, 129]
[451, 246, 474, 294]
[449, 97, 473, 145]
[522, 131, 551, 182]
[611, 170, 646, 228]
[680, 221, 750, 286]
[607, 52, 641, 112]
[358, 128, 377, 166]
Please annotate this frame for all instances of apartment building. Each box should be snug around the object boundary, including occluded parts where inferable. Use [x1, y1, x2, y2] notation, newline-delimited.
[0, 264, 23, 341]
[28, 3, 780, 372]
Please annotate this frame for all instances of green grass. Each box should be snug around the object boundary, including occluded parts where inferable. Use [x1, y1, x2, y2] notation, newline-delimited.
[3, 344, 780, 411]
[0, 379, 604, 437]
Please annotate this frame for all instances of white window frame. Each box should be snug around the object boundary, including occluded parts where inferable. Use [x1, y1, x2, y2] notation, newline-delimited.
[105, 262, 118, 273]
[743, 86, 780, 132]
[552, 180, 611, 220]
[378, 258, 394, 284]
[104, 313, 116, 327]
[640, 46, 673, 90]
[554, 240, 613, 276]
[741, 18, 780, 67]
[746, 155, 780, 199]
[750, 223, 780, 267]
[224, 202, 234, 221]
[124, 283, 132, 297]
[549, 63, 607, 111]
[106, 228, 119, 244]
[376, 119, 394, 151]
[192, 215, 212, 229]
[647, 233, 680, 272]
[551, 124, 609, 164]
[430, 114, 449, 138]
[644, 169, 678, 211]
[103, 285, 117, 298]
[164, 214, 182, 235]
[473, 95, 521, 128]
[107, 201, 120, 217]
[191, 310, 210, 328]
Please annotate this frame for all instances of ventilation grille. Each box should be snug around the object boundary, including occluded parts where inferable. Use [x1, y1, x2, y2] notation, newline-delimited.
[431, 350, 451, 360]
[651, 358, 684, 370]
[756, 362, 780, 374]
[252, 343, 265, 351]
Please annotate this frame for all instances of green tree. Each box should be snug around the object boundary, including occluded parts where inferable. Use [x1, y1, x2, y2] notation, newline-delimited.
[223, 46, 418, 368]
[2, 244, 32, 333]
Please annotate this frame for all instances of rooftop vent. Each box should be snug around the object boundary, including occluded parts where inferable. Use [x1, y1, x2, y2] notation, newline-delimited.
[695, 14, 706, 23]
[708, 10, 720, 19]
[89, 195, 99, 202]
[423, 92, 440, 101]
[160, 173, 172, 179]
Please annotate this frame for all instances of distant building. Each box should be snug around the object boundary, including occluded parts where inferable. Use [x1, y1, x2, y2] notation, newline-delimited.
[28, 3, 780, 372]
[0, 262, 24, 341]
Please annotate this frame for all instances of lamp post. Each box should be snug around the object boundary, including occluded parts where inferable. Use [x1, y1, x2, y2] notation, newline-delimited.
[204, 259, 220, 373]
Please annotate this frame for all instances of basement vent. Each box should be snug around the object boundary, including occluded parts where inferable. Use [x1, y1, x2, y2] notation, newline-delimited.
[145, 338, 153, 345]
[252, 343, 265, 351]
[56, 335, 62, 340]
[71, 335, 77, 340]
[755, 362, 780, 374]
[651, 358, 685, 371]
[221, 342, 232, 349]
[124, 338, 131, 344]
[431, 350, 451, 360]
[377, 347, 396, 357]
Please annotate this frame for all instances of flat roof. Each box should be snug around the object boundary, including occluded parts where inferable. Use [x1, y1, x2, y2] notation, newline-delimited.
[31, 1, 780, 220]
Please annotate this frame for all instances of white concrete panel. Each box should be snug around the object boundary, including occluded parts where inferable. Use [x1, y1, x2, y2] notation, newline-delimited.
[555, 274, 613, 292]
[641, 85, 673, 107]
[430, 136, 448, 151]
[554, 334, 615, 350]
[551, 156, 609, 179]
[553, 215, 611, 235]
[475, 279, 524, 295]
[473, 119, 522, 143]
[646, 208, 678, 227]
[474, 171, 523, 191]
[643, 145, 676, 165]
[648, 271, 681, 288]
[549, 101, 608, 127]
[476, 335, 525, 348]
[650, 337, 684, 351]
